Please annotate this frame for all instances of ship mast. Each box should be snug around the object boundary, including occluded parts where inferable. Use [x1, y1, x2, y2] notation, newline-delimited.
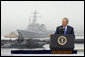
[29, 10, 40, 24]
[33, 10, 37, 24]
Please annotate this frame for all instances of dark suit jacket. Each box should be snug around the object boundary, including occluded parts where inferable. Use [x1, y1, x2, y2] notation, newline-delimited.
[55, 25, 74, 35]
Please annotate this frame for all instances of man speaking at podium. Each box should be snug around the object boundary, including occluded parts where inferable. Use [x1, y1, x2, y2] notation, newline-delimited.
[55, 17, 74, 35]
[51, 17, 75, 54]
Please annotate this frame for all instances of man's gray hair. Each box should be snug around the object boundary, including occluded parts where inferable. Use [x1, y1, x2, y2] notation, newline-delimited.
[63, 17, 69, 23]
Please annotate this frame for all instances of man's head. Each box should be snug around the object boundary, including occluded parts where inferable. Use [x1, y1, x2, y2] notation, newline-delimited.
[62, 17, 69, 27]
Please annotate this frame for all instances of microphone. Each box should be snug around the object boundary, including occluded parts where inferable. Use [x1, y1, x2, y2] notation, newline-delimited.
[59, 27, 64, 34]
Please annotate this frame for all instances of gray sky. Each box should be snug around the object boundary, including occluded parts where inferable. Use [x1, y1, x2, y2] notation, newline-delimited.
[1, 1, 84, 35]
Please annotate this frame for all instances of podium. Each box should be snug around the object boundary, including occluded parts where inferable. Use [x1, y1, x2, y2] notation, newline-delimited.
[50, 34, 75, 54]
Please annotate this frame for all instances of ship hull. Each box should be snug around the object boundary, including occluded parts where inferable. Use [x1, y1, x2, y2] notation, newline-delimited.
[17, 30, 50, 38]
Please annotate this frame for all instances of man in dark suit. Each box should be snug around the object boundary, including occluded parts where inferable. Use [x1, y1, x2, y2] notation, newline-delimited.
[55, 17, 74, 35]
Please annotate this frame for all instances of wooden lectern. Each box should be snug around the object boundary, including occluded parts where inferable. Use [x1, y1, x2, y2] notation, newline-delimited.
[50, 34, 75, 54]
[51, 50, 72, 54]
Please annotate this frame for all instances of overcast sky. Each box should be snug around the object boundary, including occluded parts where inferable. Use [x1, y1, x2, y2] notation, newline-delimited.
[1, 1, 84, 35]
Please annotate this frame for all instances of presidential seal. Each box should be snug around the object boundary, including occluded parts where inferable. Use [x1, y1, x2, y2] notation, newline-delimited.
[58, 36, 67, 45]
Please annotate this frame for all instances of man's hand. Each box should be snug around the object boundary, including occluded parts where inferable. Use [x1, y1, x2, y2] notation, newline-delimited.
[49, 33, 51, 38]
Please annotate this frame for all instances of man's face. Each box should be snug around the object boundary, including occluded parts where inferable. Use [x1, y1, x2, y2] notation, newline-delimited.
[62, 19, 68, 26]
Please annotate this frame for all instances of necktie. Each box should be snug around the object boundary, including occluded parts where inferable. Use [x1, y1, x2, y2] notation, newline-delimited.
[64, 27, 66, 34]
